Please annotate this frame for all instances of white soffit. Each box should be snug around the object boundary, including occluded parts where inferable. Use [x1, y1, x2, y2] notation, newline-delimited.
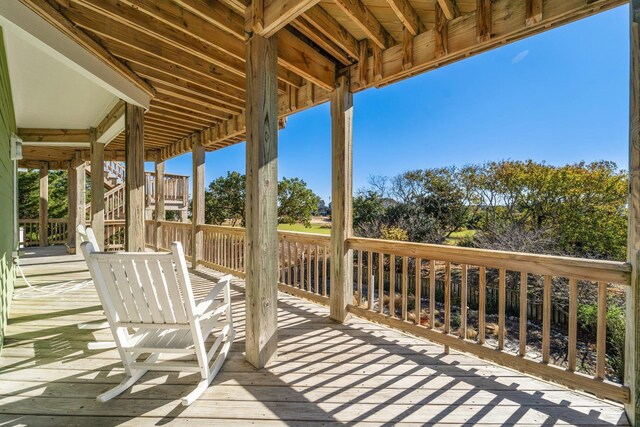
[0, 1, 150, 110]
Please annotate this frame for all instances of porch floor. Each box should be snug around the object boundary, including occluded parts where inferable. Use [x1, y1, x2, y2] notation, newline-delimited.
[0, 247, 629, 426]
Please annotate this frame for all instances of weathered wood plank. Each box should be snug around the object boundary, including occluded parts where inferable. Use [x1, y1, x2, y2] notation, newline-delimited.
[244, 31, 279, 369]
[330, 74, 353, 322]
[125, 103, 145, 252]
[38, 162, 48, 247]
[89, 128, 104, 247]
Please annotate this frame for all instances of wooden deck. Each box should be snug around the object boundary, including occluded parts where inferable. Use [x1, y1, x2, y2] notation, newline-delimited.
[0, 247, 629, 426]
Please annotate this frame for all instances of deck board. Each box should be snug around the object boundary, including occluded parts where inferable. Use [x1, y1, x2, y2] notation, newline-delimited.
[0, 247, 629, 426]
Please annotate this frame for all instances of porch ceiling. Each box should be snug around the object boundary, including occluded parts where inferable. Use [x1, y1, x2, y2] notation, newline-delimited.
[7, 0, 627, 167]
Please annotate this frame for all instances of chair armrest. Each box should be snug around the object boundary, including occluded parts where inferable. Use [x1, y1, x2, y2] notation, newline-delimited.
[194, 279, 228, 317]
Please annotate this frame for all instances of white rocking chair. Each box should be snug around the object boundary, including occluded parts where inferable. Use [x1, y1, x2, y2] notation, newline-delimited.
[80, 240, 235, 406]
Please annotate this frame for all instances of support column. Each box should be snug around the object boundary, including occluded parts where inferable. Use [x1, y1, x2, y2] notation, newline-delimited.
[125, 103, 145, 252]
[90, 128, 104, 247]
[244, 32, 279, 369]
[75, 151, 86, 253]
[39, 162, 48, 247]
[67, 160, 76, 253]
[155, 156, 165, 251]
[191, 134, 205, 266]
[329, 74, 353, 323]
[626, 2, 640, 423]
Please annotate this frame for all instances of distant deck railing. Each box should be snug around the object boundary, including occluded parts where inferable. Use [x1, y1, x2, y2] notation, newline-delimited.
[145, 220, 631, 403]
[19, 218, 68, 247]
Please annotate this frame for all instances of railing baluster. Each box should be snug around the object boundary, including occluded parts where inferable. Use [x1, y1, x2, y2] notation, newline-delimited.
[519, 272, 527, 357]
[367, 251, 373, 310]
[315, 244, 320, 294]
[323, 245, 328, 296]
[596, 281, 607, 380]
[498, 268, 506, 351]
[479, 266, 486, 345]
[429, 259, 436, 330]
[444, 261, 451, 354]
[402, 256, 408, 321]
[542, 275, 552, 364]
[568, 277, 578, 372]
[357, 250, 363, 306]
[378, 253, 384, 314]
[461, 264, 467, 340]
[293, 242, 298, 288]
[415, 258, 422, 325]
[389, 255, 396, 317]
[306, 244, 312, 292]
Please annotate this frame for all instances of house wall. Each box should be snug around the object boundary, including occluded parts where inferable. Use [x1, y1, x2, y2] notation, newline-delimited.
[0, 26, 16, 353]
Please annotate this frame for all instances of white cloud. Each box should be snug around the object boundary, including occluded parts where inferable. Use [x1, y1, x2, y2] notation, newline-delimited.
[512, 50, 529, 64]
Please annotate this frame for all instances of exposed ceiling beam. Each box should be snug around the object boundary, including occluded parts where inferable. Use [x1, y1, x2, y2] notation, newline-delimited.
[278, 30, 335, 91]
[96, 100, 125, 144]
[436, 0, 459, 20]
[13, 0, 154, 107]
[253, 0, 321, 37]
[384, 0, 425, 36]
[331, 0, 393, 49]
[302, 6, 359, 60]
[18, 128, 91, 146]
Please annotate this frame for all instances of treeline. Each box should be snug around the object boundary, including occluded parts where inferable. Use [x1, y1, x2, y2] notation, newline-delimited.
[354, 160, 628, 261]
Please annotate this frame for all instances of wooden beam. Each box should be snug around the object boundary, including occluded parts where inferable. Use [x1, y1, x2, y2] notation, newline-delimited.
[435, 2, 448, 58]
[18, 0, 154, 98]
[254, 0, 321, 37]
[627, 1, 640, 424]
[290, 17, 352, 65]
[436, 0, 459, 20]
[332, 0, 393, 49]
[401, 28, 412, 70]
[244, 31, 279, 369]
[358, 40, 368, 88]
[96, 100, 125, 144]
[351, 0, 623, 91]
[67, 160, 77, 253]
[525, 0, 543, 27]
[125, 103, 145, 252]
[18, 128, 90, 143]
[384, 0, 425, 36]
[330, 74, 353, 322]
[277, 30, 336, 91]
[476, 0, 491, 43]
[302, 6, 359, 60]
[191, 134, 205, 264]
[74, 151, 86, 254]
[89, 128, 104, 247]
[39, 162, 48, 247]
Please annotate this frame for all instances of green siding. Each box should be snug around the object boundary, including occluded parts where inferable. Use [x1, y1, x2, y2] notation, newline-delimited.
[0, 26, 16, 353]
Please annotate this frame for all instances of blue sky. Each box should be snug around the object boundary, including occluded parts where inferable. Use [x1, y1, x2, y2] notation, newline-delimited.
[154, 5, 630, 203]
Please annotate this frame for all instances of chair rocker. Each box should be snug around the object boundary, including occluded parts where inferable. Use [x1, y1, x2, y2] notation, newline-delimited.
[80, 240, 235, 406]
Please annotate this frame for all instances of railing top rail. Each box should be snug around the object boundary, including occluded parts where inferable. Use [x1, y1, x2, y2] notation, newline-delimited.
[145, 171, 190, 178]
[19, 218, 67, 223]
[279, 229, 331, 245]
[158, 220, 192, 229]
[347, 236, 631, 284]
[198, 224, 245, 235]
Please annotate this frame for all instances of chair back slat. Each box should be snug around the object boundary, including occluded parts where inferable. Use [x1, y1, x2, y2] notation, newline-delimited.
[135, 260, 165, 324]
[121, 259, 153, 324]
[109, 259, 142, 323]
[147, 259, 176, 324]
[96, 259, 129, 322]
[159, 258, 188, 323]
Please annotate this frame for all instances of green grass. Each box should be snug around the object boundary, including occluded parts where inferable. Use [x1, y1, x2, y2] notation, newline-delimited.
[278, 223, 331, 235]
[446, 229, 476, 245]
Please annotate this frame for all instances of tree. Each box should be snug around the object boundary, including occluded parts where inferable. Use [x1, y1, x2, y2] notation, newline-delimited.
[204, 171, 245, 226]
[278, 177, 320, 226]
[18, 170, 68, 219]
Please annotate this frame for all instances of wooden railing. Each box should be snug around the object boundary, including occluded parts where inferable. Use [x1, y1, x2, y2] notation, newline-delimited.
[104, 220, 125, 251]
[346, 237, 631, 403]
[19, 218, 68, 246]
[155, 220, 193, 261]
[145, 172, 189, 206]
[145, 221, 631, 403]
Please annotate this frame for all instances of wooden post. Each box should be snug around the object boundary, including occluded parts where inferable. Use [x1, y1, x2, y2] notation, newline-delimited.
[90, 128, 105, 247]
[191, 134, 205, 265]
[330, 74, 353, 322]
[67, 160, 76, 253]
[75, 151, 86, 253]
[244, 31, 279, 369]
[626, 2, 640, 423]
[155, 156, 165, 251]
[39, 162, 48, 247]
[125, 103, 145, 252]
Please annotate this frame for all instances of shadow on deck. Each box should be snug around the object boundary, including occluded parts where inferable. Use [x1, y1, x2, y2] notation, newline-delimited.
[0, 246, 629, 425]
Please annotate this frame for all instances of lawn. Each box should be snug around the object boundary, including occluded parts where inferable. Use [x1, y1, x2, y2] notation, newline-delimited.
[278, 223, 331, 235]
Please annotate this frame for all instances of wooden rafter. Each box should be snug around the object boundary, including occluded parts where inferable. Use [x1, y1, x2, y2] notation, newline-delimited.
[384, 0, 425, 36]
[302, 7, 359, 60]
[254, 0, 322, 37]
[18, 128, 90, 143]
[436, 0, 459, 20]
[332, 0, 393, 49]
[96, 100, 125, 142]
